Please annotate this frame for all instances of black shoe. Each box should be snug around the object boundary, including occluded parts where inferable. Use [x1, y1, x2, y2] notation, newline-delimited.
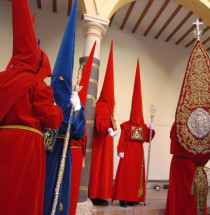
[119, 200, 127, 207]
[92, 198, 109, 206]
[127, 201, 135, 206]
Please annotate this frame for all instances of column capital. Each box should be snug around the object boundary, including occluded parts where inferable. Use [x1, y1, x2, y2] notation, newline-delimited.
[83, 14, 109, 40]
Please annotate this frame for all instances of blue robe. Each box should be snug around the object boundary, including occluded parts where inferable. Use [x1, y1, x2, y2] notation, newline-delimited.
[43, 77, 85, 215]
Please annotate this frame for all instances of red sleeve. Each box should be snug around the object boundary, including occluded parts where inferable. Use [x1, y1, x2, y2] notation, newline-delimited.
[144, 124, 155, 143]
[95, 105, 111, 137]
[117, 126, 126, 154]
[32, 81, 63, 129]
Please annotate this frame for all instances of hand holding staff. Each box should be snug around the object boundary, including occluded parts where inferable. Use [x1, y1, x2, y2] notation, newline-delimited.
[51, 66, 83, 215]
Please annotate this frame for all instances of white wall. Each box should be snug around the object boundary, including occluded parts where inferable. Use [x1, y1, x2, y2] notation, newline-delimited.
[0, 1, 209, 180]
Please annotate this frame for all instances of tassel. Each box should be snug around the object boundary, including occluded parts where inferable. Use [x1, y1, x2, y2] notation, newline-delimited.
[138, 157, 144, 198]
[191, 167, 208, 215]
[138, 187, 143, 197]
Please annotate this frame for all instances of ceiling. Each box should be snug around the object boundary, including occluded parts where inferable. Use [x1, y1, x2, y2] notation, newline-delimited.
[7, 0, 210, 52]
[110, 0, 210, 51]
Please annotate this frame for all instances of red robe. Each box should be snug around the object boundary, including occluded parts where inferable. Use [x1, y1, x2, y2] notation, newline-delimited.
[164, 123, 207, 215]
[0, 81, 63, 215]
[112, 121, 154, 202]
[89, 103, 114, 200]
[69, 128, 87, 215]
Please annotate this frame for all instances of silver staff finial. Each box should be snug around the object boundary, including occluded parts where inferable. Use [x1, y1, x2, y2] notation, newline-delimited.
[72, 65, 83, 92]
[149, 104, 156, 122]
[193, 19, 203, 40]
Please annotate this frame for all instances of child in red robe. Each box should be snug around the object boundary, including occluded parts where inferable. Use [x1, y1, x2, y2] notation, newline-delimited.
[69, 42, 96, 215]
[112, 59, 155, 207]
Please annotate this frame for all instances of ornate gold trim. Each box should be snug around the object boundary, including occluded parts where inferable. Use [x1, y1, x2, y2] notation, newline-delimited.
[59, 203, 63, 212]
[176, 41, 210, 155]
[131, 126, 143, 140]
[191, 167, 208, 213]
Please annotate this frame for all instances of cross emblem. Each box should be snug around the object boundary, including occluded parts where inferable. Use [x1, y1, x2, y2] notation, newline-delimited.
[192, 19, 203, 39]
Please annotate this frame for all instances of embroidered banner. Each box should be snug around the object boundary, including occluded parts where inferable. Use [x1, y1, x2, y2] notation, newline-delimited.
[175, 40, 210, 155]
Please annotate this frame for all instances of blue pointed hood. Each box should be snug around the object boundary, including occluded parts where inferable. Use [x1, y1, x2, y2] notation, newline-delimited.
[51, 0, 77, 106]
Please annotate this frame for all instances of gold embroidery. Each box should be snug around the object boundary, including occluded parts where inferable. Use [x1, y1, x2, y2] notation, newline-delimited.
[43, 128, 59, 152]
[131, 126, 143, 140]
[191, 167, 208, 214]
[60, 203, 63, 211]
[138, 154, 144, 197]
[176, 42, 210, 155]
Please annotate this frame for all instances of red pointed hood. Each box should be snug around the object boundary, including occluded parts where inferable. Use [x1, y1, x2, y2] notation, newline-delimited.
[129, 59, 144, 125]
[0, 0, 51, 122]
[12, 0, 41, 71]
[98, 41, 115, 114]
[79, 42, 96, 107]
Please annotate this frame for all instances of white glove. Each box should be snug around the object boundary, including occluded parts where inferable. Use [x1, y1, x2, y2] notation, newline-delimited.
[108, 128, 117, 137]
[118, 152, 124, 159]
[70, 91, 81, 111]
[149, 123, 155, 130]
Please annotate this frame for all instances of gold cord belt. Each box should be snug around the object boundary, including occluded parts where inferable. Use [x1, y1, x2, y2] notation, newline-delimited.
[0, 125, 43, 137]
[71, 146, 82, 149]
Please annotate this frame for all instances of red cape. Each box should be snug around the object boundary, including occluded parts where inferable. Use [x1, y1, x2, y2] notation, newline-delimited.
[0, 51, 51, 122]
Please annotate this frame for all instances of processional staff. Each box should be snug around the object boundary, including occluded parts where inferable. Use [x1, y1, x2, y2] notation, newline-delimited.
[144, 104, 156, 206]
[51, 66, 83, 215]
[192, 19, 203, 40]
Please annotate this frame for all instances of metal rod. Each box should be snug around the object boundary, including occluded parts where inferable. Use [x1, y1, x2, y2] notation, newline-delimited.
[144, 104, 156, 206]
[51, 66, 83, 215]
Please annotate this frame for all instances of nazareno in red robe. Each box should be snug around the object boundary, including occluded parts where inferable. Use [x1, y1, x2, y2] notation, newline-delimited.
[69, 128, 87, 215]
[0, 81, 63, 215]
[165, 123, 207, 215]
[69, 42, 96, 215]
[89, 102, 115, 200]
[0, 0, 63, 213]
[112, 121, 155, 202]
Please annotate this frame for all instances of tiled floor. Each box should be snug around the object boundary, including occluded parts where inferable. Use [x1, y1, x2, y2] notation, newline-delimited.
[91, 189, 210, 215]
[92, 199, 165, 215]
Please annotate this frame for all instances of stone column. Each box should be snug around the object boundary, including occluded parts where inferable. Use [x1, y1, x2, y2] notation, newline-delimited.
[78, 14, 109, 202]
